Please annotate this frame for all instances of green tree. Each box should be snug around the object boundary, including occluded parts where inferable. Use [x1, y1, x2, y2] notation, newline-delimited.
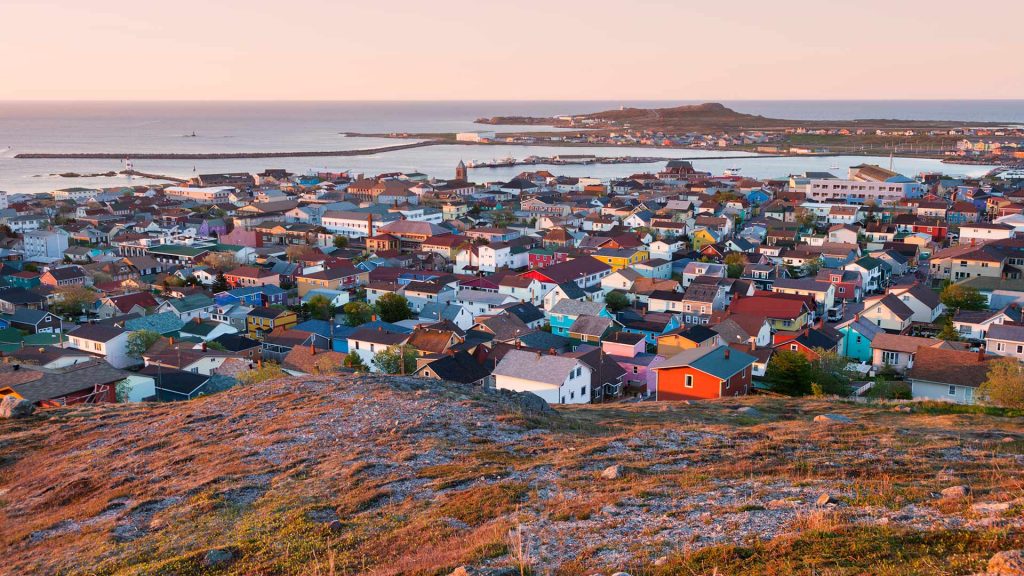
[939, 284, 986, 311]
[306, 294, 334, 321]
[183, 275, 202, 287]
[936, 316, 961, 341]
[333, 235, 349, 249]
[342, 301, 374, 326]
[343, 353, 369, 371]
[372, 345, 417, 375]
[376, 293, 414, 323]
[978, 357, 1024, 409]
[211, 272, 230, 293]
[724, 253, 747, 279]
[55, 284, 98, 317]
[604, 290, 629, 312]
[808, 349, 851, 396]
[126, 329, 161, 358]
[765, 349, 813, 396]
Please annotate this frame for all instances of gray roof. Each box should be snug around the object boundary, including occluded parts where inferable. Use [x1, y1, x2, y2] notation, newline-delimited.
[986, 324, 1024, 343]
[6, 361, 130, 403]
[549, 299, 606, 317]
[125, 312, 187, 335]
[568, 315, 612, 337]
[492, 349, 581, 385]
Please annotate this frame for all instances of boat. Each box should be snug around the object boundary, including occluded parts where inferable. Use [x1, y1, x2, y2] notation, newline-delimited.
[723, 167, 742, 176]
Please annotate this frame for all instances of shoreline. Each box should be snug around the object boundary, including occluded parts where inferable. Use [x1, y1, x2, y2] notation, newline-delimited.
[12, 140, 439, 160]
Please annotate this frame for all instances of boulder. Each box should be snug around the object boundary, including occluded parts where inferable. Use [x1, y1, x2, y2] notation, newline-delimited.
[813, 413, 853, 424]
[449, 568, 470, 576]
[601, 465, 623, 480]
[653, 556, 669, 566]
[502, 390, 555, 416]
[988, 550, 1024, 575]
[203, 548, 235, 568]
[972, 502, 1011, 515]
[940, 485, 971, 500]
[816, 493, 835, 507]
[736, 406, 761, 416]
[0, 396, 34, 419]
[326, 520, 344, 533]
[892, 405, 912, 413]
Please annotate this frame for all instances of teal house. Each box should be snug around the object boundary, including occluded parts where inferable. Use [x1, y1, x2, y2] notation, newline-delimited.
[547, 299, 612, 337]
[835, 316, 882, 362]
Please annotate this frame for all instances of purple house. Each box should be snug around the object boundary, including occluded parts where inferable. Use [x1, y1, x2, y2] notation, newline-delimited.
[601, 332, 664, 396]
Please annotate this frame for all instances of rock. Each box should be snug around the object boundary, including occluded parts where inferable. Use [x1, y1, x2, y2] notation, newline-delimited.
[653, 556, 669, 566]
[203, 548, 235, 568]
[0, 396, 34, 419]
[988, 550, 1024, 575]
[503, 390, 556, 416]
[892, 405, 912, 413]
[1004, 437, 1018, 444]
[816, 493, 835, 507]
[327, 520, 344, 533]
[736, 406, 760, 416]
[611, 573, 632, 576]
[449, 568, 470, 576]
[813, 413, 853, 424]
[973, 502, 1012, 515]
[766, 499, 793, 510]
[601, 465, 623, 480]
[940, 485, 971, 500]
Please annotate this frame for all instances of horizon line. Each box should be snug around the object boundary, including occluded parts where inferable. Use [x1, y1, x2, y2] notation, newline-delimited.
[3, 98, 1024, 104]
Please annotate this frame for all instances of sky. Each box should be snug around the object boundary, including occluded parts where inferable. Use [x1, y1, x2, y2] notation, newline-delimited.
[2, 0, 1023, 101]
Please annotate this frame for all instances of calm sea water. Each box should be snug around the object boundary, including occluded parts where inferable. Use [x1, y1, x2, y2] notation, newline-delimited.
[1, 100, 1019, 193]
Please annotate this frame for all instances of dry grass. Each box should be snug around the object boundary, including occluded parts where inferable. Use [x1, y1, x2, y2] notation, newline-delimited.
[1, 377, 1023, 575]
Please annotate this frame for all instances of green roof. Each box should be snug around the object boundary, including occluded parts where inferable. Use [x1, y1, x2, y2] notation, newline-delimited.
[148, 245, 210, 257]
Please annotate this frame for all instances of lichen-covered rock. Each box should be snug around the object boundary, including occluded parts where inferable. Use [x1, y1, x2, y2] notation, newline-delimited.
[988, 550, 1024, 575]
[0, 396, 34, 419]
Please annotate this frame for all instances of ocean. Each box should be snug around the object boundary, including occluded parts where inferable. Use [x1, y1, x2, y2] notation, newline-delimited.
[1, 100, 1020, 193]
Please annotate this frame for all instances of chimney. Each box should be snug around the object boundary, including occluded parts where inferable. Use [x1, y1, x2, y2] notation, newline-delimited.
[371, 314, 377, 322]
[978, 345, 986, 361]
[749, 337, 756, 352]
[201, 342, 207, 352]
[310, 340, 316, 355]
[723, 348, 730, 360]
[549, 347, 556, 355]
[169, 336, 175, 346]
[257, 356, 263, 368]
[515, 339, 521, 349]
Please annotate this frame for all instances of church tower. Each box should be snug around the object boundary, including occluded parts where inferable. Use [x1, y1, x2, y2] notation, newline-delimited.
[455, 159, 467, 181]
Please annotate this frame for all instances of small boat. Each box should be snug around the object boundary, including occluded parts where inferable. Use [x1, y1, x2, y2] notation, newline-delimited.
[723, 167, 742, 176]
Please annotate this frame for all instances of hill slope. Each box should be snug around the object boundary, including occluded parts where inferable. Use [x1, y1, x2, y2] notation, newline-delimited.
[1, 375, 1023, 575]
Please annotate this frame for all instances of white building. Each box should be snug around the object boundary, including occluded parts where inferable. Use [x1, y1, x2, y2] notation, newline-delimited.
[164, 186, 235, 204]
[22, 229, 69, 261]
[53, 187, 101, 203]
[806, 179, 923, 204]
[492, 349, 592, 405]
[66, 325, 133, 369]
[456, 131, 496, 143]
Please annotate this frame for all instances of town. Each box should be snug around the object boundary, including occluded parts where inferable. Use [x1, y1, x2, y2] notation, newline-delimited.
[1, 157, 1023, 412]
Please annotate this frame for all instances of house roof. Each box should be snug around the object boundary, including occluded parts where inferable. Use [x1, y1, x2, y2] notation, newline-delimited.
[104, 292, 159, 314]
[549, 299, 606, 317]
[568, 315, 612, 337]
[871, 333, 946, 354]
[3, 360, 131, 403]
[124, 312, 186, 335]
[417, 351, 491, 384]
[908, 347, 996, 388]
[986, 324, 1024, 343]
[140, 365, 210, 396]
[68, 324, 126, 342]
[654, 344, 756, 380]
[867, 293, 915, 321]
[492, 349, 581, 385]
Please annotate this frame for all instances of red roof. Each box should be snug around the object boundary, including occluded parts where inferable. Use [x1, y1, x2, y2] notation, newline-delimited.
[106, 292, 159, 313]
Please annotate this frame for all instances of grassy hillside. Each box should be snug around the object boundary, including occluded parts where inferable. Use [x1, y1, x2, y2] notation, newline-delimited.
[1, 375, 1023, 575]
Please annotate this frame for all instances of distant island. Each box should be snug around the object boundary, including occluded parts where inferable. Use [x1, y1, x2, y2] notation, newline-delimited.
[476, 102, 1010, 132]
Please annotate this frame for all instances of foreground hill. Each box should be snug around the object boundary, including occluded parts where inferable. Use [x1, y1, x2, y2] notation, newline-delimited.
[2, 375, 1024, 575]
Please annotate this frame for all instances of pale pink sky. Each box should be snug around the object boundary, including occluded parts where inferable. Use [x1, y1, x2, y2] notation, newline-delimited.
[2, 0, 1022, 100]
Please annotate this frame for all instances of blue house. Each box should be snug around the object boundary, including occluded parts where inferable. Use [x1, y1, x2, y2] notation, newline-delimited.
[617, 311, 681, 347]
[746, 189, 771, 205]
[214, 285, 286, 307]
[547, 299, 612, 337]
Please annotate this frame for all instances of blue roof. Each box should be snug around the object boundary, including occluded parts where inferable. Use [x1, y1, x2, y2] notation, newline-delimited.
[885, 175, 915, 184]
[125, 312, 186, 335]
[294, 319, 334, 339]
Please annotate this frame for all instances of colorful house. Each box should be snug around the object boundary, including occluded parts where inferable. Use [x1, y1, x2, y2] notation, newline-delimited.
[835, 316, 883, 362]
[591, 248, 649, 272]
[690, 228, 720, 252]
[247, 307, 298, 339]
[601, 332, 665, 396]
[547, 299, 612, 338]
[652, 345, 756, 401]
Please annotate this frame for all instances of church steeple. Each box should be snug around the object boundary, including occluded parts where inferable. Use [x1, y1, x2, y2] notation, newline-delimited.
[455, 159, 467, 181]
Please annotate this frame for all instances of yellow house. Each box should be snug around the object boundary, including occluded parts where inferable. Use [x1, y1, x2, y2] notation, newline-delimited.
[690, 228, 719, 252]
[296, 267, 367, 297]
[592, 248, 649, 272]
[656, 325, 721, 357]
[247, 307, 298, 339]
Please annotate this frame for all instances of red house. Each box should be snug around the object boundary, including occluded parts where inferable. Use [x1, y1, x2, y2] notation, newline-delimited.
[652, 345, 756, 401]
[911, 218, 948, 242]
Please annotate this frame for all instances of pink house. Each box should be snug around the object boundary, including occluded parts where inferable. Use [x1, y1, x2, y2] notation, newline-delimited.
[601, 332, 665, 396]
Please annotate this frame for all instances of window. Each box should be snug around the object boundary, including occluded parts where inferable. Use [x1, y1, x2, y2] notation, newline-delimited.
[948, 385, 956, 396]
[790, 344, 798, 351]
[581, 386, 586, 396]
[684, 374, 694, 388]
[997, 342, 1005, 352]
[632, 366, 639, 374]
[882, 351, 899, 364]
[570, 391, 574, 399]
